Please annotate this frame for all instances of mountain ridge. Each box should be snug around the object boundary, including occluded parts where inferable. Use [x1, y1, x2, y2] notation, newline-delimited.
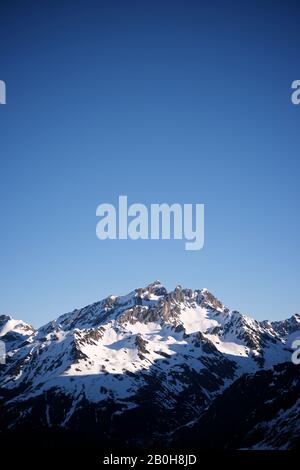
[0, 281, 299, 450]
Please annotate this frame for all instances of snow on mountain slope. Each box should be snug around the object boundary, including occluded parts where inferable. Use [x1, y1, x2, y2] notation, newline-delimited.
[0, 281, 299, 448]
[0, 315, 35, 353]
[0, 315, 34, 338]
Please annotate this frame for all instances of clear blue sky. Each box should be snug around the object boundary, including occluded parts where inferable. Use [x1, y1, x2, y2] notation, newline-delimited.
[0, 0, 299, 326]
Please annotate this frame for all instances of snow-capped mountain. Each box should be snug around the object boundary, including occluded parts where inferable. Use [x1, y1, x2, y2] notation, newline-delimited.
[0, 281, 299, 450]
[0, 315, 35, 353]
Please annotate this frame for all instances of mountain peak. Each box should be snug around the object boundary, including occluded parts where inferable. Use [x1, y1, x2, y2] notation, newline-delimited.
[148, 279, 162, 287]
[0, 314, 12, 323]
[135, 280, 167, 297]
[0, 280, 299, 451]
[0, 315, 35, 352]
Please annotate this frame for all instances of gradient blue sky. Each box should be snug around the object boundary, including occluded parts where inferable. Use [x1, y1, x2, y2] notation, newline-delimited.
[0, 0, 299, 326]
